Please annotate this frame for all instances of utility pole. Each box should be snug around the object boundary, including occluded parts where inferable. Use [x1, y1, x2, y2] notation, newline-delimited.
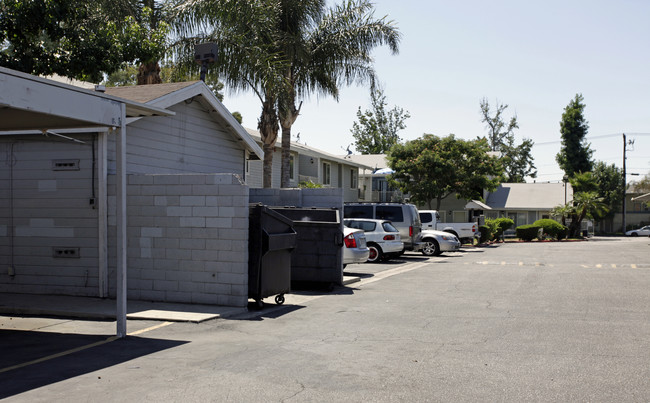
[623, 133, 626, 233]
[622, 133, 635, 233]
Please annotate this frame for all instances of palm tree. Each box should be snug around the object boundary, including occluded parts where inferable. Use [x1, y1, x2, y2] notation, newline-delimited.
[568, 191, 608, 238]
[276, 0, 401, 187]
[171, 0, 400, 188]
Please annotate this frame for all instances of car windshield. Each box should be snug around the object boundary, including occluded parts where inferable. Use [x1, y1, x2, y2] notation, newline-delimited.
[382, 222, 398, 232]
[344, 220, 376, 232]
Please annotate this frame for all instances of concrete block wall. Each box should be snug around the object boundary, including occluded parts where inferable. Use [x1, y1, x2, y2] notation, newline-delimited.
[249, 188, 343, 211]
[110, 173, 249, 307]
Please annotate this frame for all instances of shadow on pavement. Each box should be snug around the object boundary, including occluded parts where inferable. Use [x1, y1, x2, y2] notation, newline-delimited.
[0, 330, 187, 399]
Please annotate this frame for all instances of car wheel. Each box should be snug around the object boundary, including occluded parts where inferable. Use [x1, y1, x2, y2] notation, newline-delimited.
[631, 232, 638, 237]
[367, 244, 383, 263]
[421, 239, 440, 256]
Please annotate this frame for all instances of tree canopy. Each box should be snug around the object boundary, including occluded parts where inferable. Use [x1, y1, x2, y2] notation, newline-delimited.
[479, 98, 536, 182]
[172, 0, 400, 187]
[556, 93, 593, 178]
[387, 134, 503, 210]
[0, 0, 168, 82]
[351, 87, 409, 154]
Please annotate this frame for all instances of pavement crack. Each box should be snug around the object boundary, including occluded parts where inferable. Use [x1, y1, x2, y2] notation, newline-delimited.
[280, 381, 306, 402]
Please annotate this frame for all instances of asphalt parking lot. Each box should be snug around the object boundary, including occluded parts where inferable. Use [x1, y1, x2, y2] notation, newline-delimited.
[1, 236, 649, 402]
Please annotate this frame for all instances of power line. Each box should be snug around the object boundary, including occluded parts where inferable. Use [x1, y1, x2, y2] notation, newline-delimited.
[535, 132, 650, 146]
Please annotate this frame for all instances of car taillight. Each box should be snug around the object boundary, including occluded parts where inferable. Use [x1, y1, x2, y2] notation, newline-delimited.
[472, 226, 476, 232]
[344, 233, 357, 248]
[409, 226, 413, 237]
[384, 235, 395, 241]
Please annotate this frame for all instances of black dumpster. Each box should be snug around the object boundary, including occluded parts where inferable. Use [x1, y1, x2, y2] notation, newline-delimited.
[248, 204, 297, 308]
[270, 207, 343, 286]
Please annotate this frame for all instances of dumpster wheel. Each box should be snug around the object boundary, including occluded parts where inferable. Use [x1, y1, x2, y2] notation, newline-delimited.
[275, 294, 285, 305]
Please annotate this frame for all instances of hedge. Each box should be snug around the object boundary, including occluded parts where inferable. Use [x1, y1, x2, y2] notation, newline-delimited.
[532, 219, 568, 240]
[516, 225, 542, 241]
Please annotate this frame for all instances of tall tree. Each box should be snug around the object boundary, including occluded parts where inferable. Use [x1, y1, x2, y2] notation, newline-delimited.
[351, 87, 410, 154]
[173, 0, 400, 187]
[0, 0, 168, 82]
[387, 134, 503, 210]
[479, 98, 536, 182]
[592, 161, 625, 224]
[172, 0, 291, 187]
[556, 93, 593, 178]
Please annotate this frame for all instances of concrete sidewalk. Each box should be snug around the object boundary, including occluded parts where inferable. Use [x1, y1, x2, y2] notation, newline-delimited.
[0, 292, 246, 323]
[0, 275, 361, 323]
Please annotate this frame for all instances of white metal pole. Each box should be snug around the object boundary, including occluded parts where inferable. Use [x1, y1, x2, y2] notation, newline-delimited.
[116, 104, 127, 338]
[98, 131, 108, 298]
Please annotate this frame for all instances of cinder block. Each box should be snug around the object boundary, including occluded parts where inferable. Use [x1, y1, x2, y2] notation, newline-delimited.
[153, 279, 178, 292]
[179, 238, 206, 250]
[165, 185, 193, 195]
[180, 195, 206, 206]
[219, 228, 247, 241]
[154, 238, 179, 249]
[192, 249, 219, 261]
[191, 185, 221, 196]
[192, 206, 219, 217]
[205, 283, 231, 294]
[191, 271, 218, 283]
[141, 227, 163, 238]
[218, 185, 247, 196]
[218, 272, 245, 285]
[191, 293, 219, 305]
[217, 206, 236, 217]
[140, 290, 165, 301]
[191, 228, 220, 239]
[140, 269, 167, 280]
[153, 175, 181, 185]
[178, 259, 206, 272]
[140, 185, 168, 195]
[166, 248, 192, 260]
[178, 175, 207, 185]
[206, 217, 231, 228]
[166, 227, 193, 238]
[205, 239, 232, 251]
[180, 217, 206, 227]
[218, 250, 246, 263]
[128, 175, 155, 185]
[179, 281, 205, 293]
[166, 206, 193, 217]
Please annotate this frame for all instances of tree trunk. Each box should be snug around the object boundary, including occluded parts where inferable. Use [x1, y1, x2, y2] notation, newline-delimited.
[259, 95, 279, 188]
[279, 98, 301, 188]
[137, 61, 162, 85]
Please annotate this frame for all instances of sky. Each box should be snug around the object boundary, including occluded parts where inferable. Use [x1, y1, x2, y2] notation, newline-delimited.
[221, 0, 650, 184]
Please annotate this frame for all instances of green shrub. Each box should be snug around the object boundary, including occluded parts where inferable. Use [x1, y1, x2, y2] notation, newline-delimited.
[478, 225, 492, 243]
[532, 219, 567, 240]
[489, 217, 515, 239]
[298, 180, 322, 188]
[516, 225, 542, 241]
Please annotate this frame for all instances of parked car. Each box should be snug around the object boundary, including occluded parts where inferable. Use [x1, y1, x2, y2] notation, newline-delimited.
[418, 229, 461, 256]
[344, 202, 423, 253]
[343, 219, 404, 263]
[625, 225, 650, 237]
[418, 210, 479, 243]
[343, 226, 370, 267]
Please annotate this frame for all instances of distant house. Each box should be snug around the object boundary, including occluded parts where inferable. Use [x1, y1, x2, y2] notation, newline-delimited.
[483, 182, 573, 227]
[1, 77, 263, 310]
[344, 154, 404, 202]
[244, 129, 371, 202]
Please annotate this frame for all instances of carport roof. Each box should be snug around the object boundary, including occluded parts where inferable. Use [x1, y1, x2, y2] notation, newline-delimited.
[0, 67, 173, 132]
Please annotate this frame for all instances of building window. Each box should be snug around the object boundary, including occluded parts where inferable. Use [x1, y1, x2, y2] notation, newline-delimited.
[323, 162, 331, 185]
[350, 169, 358, 189]
[289, 155, 295, 180]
